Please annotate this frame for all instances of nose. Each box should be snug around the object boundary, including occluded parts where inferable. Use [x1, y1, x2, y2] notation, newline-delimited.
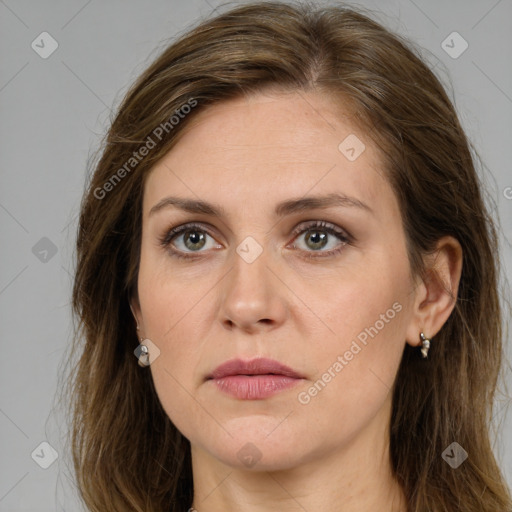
[219, 242, 287, 333]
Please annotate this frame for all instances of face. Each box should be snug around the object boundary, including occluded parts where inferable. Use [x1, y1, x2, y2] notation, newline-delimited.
[131, 90, 420, 471]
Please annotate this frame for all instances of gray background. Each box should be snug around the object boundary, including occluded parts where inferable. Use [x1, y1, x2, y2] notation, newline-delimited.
[1, 0, 511, 510]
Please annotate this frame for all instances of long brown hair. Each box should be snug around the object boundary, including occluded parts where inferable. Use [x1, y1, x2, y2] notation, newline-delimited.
[61, 2, 512, 510]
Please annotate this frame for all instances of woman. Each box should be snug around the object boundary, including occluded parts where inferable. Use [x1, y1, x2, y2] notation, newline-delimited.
[64, 2, 512, 511]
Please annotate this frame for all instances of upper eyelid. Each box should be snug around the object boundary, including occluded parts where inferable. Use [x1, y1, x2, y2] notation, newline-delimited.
[290, 220, 349, 236]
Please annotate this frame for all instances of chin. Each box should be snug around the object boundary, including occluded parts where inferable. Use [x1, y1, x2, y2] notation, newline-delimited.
[216, 441, 308, 472]
[192, 416, 315, 471]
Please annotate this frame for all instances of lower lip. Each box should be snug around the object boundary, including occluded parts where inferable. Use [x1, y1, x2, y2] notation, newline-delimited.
[210, 375, 302, 399]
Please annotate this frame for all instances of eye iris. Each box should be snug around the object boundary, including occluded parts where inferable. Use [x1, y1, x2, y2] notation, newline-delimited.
[184, 230, 206, 250]
[305, 230, 328, 250]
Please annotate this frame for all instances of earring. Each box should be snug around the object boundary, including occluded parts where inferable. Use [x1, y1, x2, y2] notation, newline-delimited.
[137, 337, 150, 367]
[420, 332, 431, 358]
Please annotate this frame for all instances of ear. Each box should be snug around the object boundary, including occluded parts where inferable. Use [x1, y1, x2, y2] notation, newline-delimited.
[405, 235, 463, 347]
[129, 293, 144, 335]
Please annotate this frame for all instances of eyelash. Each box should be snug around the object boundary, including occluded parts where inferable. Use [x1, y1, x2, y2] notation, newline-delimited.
[158, 220, 352, 260]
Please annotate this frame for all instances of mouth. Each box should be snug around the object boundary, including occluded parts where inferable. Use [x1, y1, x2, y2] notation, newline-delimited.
[206, 357, 305, 400]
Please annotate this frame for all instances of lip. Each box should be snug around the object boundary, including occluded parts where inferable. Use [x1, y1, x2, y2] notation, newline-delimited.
[207, 357, 304, 400]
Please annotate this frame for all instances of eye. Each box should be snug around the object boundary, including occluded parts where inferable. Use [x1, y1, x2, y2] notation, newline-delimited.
[158, 222, 221, 259]
[158, 220, 352, 260]
[288, 220, 351, 259]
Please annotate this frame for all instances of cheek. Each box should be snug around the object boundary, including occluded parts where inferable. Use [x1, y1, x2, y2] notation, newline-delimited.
[312, 261, 407, 347]
[140, 279, 208, 435]
[294, 293, 407, 446]
[136, 265, 199, 395]
[137, 244, 215, 347]
[303, 263, 409, 402]
[140, 281, 204, 373]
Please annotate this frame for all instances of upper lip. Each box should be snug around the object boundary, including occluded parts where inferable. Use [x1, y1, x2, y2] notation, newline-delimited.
[207, 357, 304, 380]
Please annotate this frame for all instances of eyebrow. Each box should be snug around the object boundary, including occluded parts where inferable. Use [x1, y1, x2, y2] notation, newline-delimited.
[149, 192, 373, 218]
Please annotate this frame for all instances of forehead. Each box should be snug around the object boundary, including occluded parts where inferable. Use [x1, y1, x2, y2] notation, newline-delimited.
[143, 90, 395, 222]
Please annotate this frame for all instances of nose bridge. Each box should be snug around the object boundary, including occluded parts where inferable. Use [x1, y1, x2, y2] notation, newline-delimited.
[220, 234, 284, 328]
[230, 235, 271, 301]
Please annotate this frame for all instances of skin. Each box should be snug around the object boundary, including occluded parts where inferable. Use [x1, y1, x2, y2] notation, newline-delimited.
[130, 89, 463, 512]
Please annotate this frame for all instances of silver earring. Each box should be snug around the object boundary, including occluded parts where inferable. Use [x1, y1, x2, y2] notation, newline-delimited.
[420, 332, 431, 358]
[137, 338, 150, 367]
